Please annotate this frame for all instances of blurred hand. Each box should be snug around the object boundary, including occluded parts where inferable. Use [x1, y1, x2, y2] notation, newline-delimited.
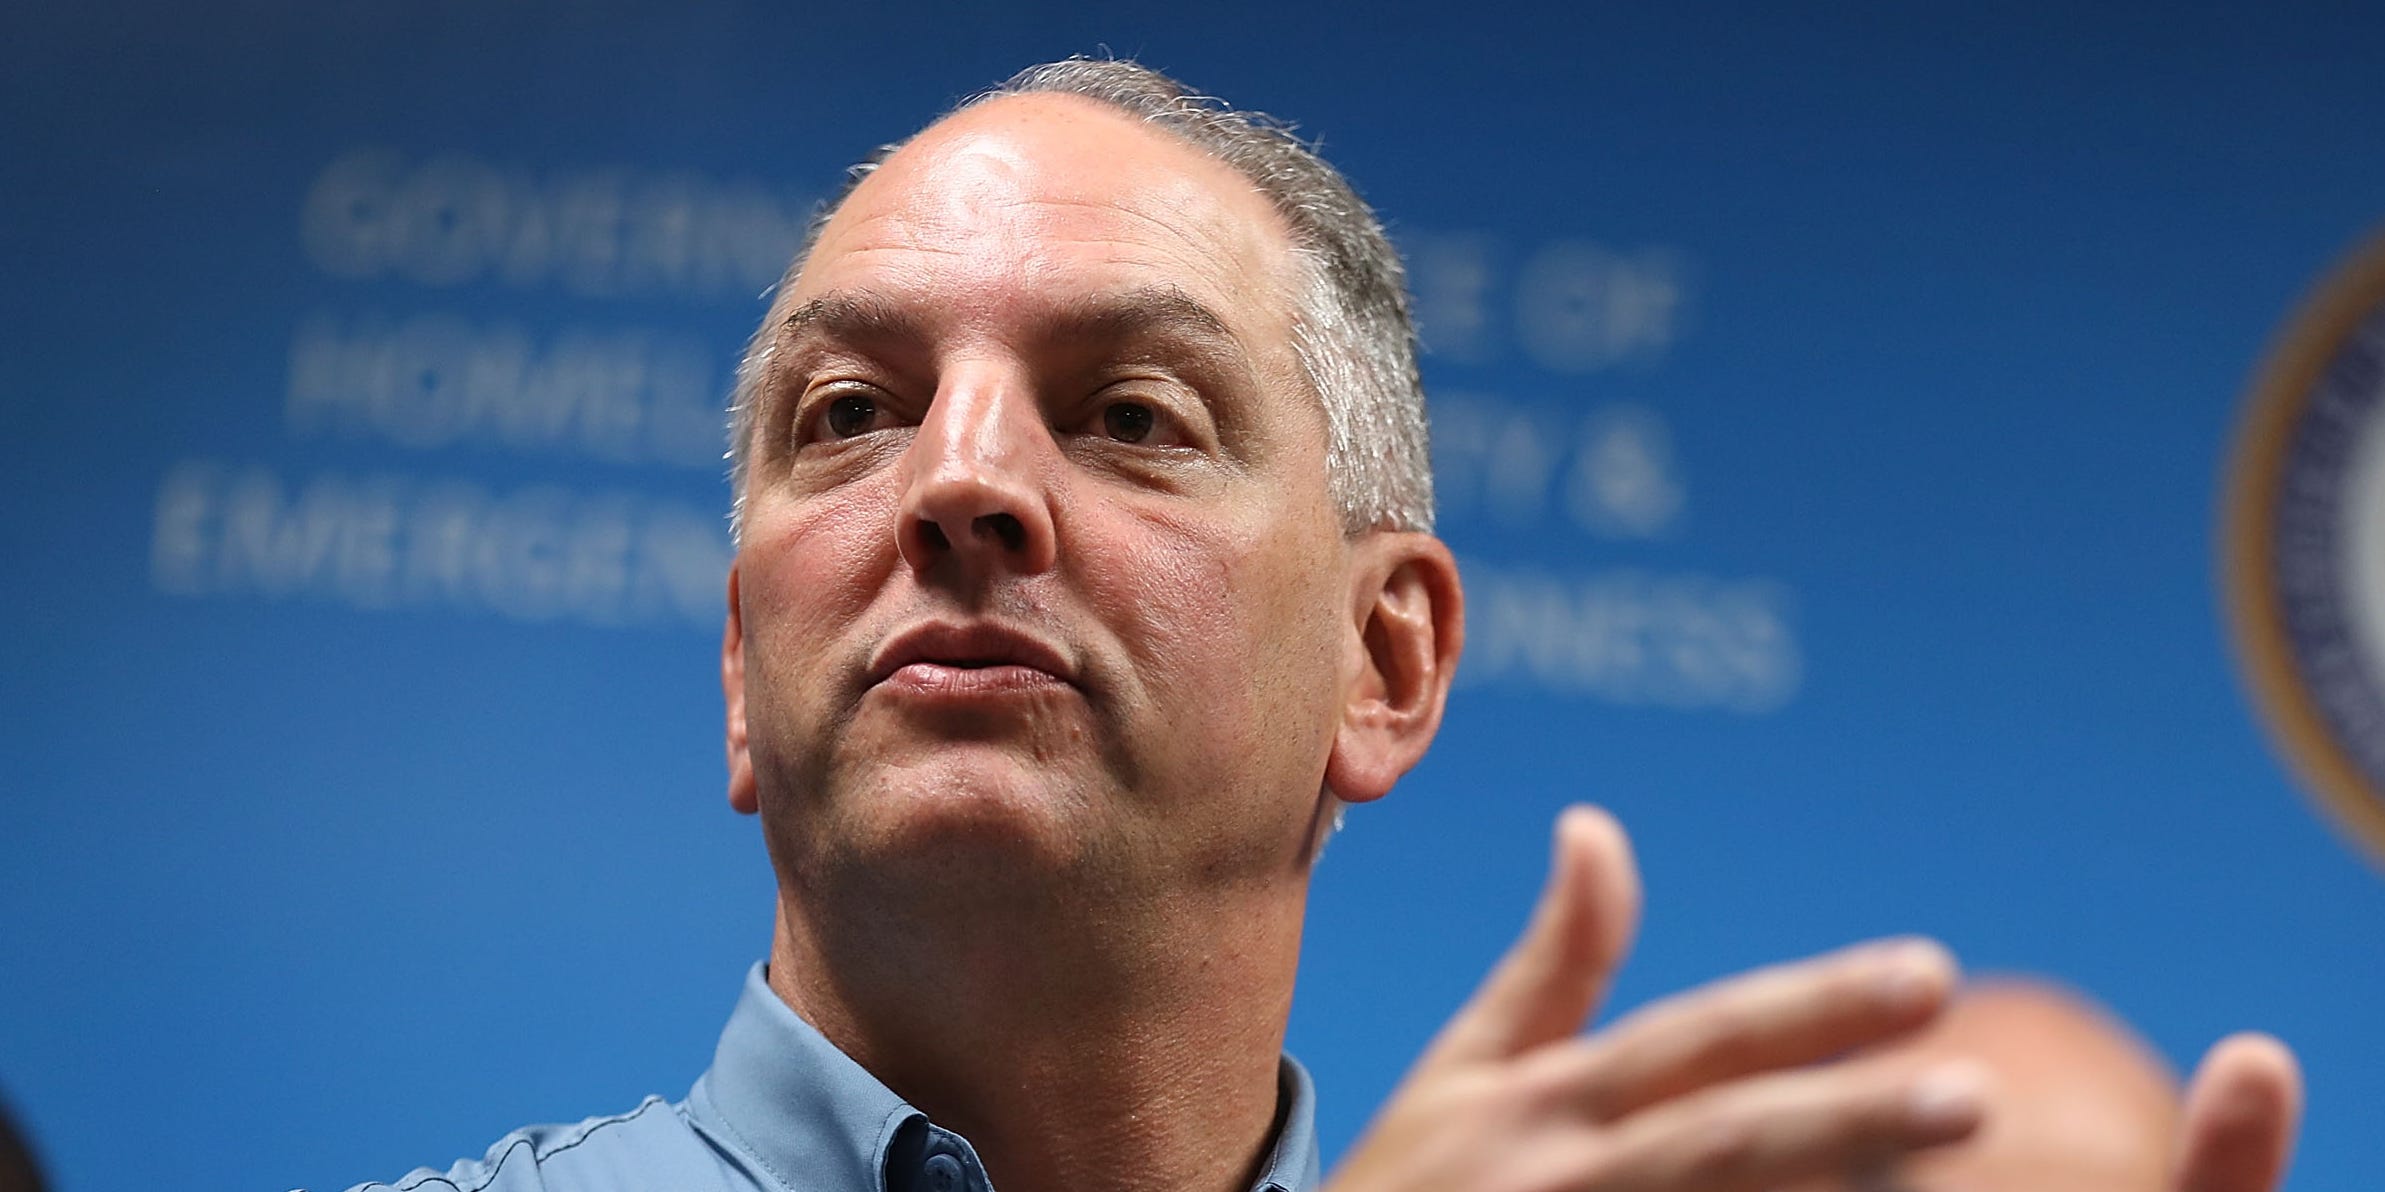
[2174, 1033, 2301, 1192]
[1326, 806, 1988, 1192]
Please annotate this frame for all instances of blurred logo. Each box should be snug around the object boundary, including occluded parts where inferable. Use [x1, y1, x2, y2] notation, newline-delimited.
[2225, 230, 2385, 871]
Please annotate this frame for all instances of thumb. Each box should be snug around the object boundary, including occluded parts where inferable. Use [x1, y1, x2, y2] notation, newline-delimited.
[2176, 1033, 2302, 1192]
[1419, 805, 1642, 1072]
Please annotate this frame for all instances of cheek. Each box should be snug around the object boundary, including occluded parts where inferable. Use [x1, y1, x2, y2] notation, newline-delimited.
[1092, 505, 1347, 776]
[740, 481, 903, 711]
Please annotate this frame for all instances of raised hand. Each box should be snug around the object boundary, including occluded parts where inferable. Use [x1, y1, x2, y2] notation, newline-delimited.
[2175, 1033, 2301, 1192]
[1327, 806, 1988, 1192]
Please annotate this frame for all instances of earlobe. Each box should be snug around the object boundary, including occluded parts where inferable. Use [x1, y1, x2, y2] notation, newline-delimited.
[722, 566, 759, 816]
[1324, 533, 1464, 804]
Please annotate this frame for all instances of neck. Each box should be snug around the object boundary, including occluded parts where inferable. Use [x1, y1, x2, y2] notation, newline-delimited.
[767, 864, 1309, 1192]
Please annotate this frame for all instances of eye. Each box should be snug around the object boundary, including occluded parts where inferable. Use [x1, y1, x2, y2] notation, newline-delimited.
[1102, 401, 1157, 444]
[815, 391, 883, 440]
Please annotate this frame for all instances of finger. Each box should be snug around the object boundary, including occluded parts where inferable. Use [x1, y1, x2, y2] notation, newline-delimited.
[1526, 936, 1958, 1120]
[2176, 1033, 2301, 1192]
[1569, 1057, 1988, 1192]
[1419, 805, 1643, 1071]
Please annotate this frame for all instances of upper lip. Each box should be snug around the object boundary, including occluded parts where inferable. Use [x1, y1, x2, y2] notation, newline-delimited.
[867, 621, 1079, 687]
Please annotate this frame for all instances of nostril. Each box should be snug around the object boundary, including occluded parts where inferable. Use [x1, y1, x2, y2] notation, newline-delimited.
[977, 512, 1027, 552]
[918, 521, 951, 551]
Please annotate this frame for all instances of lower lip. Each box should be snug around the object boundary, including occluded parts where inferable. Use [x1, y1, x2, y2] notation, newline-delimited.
[878, 662, 1070, 699]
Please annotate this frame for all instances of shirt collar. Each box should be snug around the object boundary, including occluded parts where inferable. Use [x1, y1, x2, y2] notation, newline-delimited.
[685, 962, 1323, 1192]
[1252, 1052, 1323, 1192]
[686, 963, 920, 1192]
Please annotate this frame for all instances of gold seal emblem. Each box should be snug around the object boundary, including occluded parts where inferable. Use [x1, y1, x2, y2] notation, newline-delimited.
[2225, 229, 2385, 871]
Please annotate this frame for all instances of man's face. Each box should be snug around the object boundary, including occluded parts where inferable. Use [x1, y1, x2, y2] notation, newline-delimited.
[725, 94, 1356, 902]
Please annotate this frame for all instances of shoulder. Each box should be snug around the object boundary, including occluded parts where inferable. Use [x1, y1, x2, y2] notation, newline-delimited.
[332, 1096, 743, 1192]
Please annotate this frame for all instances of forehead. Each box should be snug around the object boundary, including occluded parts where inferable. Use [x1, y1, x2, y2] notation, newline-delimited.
[788, 92, 1303, 330]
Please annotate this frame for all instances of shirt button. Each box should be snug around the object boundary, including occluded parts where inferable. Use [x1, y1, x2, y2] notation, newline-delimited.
[924, 1152, 965, 1192]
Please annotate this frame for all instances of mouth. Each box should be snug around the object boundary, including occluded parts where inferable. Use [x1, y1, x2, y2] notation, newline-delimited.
[866, 622, 1078, 699]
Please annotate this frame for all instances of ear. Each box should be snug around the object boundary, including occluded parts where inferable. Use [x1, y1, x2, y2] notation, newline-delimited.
[1325, 532, 1464, 804]
[722, 564, 759, 816]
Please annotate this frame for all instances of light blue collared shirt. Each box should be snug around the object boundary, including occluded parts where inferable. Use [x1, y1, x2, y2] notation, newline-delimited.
[339, 964, 1321, 1192]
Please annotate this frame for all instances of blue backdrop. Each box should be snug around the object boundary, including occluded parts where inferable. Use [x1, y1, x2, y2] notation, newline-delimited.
[5, 3, 2381, 1189]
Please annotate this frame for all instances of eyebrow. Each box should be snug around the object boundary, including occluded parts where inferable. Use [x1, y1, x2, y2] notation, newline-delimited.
[774, 283, 1243, 361]
[777, 291, 925, 348]
[1042, 283, 1237, 351]
[1850, 1171, 1925, 1192]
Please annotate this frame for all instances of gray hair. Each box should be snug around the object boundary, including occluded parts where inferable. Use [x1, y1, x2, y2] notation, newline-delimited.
[725, 57, 1434, 539]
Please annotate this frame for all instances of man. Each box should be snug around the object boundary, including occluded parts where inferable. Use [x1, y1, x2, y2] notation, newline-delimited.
[1777, 980, 2302, 1192]
[344, 59, 2298, 1192]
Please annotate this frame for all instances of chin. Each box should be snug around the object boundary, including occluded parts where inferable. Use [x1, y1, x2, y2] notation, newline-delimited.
[815, 746, 1112, 882]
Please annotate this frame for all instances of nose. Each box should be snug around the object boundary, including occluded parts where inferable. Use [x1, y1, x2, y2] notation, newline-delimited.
[896, 371, 1059, 579]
